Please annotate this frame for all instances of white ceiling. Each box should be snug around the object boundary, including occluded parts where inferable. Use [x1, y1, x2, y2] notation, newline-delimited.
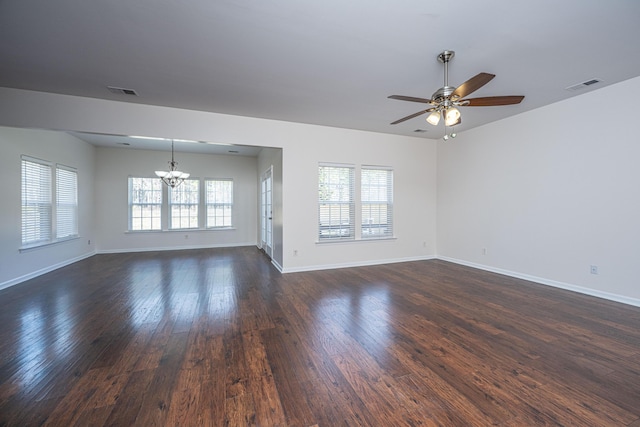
[2, 0, 640, 143]
[65, 131, 265, 156]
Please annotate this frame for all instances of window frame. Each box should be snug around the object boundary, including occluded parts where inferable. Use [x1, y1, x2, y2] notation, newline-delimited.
[168, 178, 200, 230]
[205, 178, 233, 228]
[360, 166, 393, 239]
[318, 163, 356, 241]
[21, 156, 80, 250]
[128, 176, 163, 231]
[56, 164, 79, 240]
[21, 156, 53, 247]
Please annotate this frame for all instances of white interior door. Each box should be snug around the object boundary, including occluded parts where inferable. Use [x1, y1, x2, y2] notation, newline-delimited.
[260, 167, 273, 258]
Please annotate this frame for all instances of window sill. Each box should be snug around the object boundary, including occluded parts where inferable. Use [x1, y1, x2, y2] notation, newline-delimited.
[125, 227, 236, 234]
[316, 236, 396, 245]
[20, 235, 81, 253]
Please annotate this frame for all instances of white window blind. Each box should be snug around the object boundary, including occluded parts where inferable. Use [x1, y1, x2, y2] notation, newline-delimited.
[56, 165, 78, 239]
[318, 164, 355, 240]
[22, 157, 52, 245]
[206, 179, 233, 228]
[169, 179, 199, 229]
[361, 167, 393, 238]
[128, 177, 162, 231]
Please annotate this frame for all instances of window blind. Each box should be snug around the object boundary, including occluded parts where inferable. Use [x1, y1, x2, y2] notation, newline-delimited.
[22, 157, 52, 245]
[361, 167, 393, 238]
[318, 164, 355, 240]
[56, 165, 78, 239]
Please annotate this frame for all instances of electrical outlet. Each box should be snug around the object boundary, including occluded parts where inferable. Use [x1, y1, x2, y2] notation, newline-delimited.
[482, 248, 487, 255]
[294, 249, 298, 256]
[590, 265, 598, 275]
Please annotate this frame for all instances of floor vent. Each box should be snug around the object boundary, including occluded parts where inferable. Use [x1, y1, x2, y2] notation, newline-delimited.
[107, 86, 138, 96]
[565, 78, 602, 92]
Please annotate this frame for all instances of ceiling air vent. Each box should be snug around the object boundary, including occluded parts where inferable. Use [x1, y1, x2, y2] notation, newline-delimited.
[107, 86, 138, 96]
[413, 129, 428, 133]
[565, 79, 602, 92]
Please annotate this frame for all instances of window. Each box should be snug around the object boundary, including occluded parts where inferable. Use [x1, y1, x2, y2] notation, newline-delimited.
[21, 156, 79, 248]
[361, 167, 393, 238]
[22, 157, 52, 245]
[317, 163, 394, 242]
[206, 179, 233, 228]
[169, 179, 199, 229]
[127, 177, 235, 232]
[318, 164, 355, 240]
[56, 166, 78, 239]
[128, 177, 162, 231]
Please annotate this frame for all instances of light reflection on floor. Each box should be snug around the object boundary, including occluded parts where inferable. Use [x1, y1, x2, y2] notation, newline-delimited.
[125, 256, 239, 328]
[315, 285, 391, 359]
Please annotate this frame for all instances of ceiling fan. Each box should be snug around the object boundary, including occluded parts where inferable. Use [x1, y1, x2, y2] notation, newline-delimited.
[388, 50, 524, 130]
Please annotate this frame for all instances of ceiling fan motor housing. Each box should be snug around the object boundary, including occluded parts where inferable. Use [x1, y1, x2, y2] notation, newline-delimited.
[431, 86, 456, 103]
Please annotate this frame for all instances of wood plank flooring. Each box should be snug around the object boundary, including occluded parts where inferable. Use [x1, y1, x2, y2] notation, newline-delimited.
[1, 247, 639, 426]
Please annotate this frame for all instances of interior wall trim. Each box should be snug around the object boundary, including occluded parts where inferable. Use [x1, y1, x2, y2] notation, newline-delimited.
[280, 255, 437, 274]
[437, 256, 640, 308]
[96, 242, 257, 254]
[0, 251, 96, 291]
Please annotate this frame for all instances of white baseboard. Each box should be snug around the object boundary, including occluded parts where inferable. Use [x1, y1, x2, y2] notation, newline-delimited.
[271, 258, 284, 273]
[437, 256, 640, 308]
[0, 251, 96, 291]
[96, 242, 257, 254]
[280, 255, 437, 274]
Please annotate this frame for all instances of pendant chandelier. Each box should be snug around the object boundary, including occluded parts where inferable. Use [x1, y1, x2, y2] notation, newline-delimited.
[155, 140, 190, 188]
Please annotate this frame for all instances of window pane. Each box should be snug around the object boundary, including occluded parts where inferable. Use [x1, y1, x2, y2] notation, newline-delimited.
[206, 179, 233, 228]
[318, 165, 355, 240]
[56, 166, 78, 239]
[169, 179, 199, 229]
[361, 168, 393, 238]
[22, 158, 52, 245]
[128, 177, 162, 231]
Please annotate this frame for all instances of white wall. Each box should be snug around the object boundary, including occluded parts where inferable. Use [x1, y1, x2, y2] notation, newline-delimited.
[95, 146, 258, 252]
[0, 87, 438, 276]
[280, 126, 437, 272]
[437, 76, 640, 305]
[0, 126, 96, 288]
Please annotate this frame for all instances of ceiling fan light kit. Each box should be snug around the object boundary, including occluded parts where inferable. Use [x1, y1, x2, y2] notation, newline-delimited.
[388, 50, 524, 138]
[444, 107, 460, 126]
[426, 110, 441, 125]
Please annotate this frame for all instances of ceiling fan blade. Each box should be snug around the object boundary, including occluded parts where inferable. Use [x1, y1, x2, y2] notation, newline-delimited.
[463, 95, 525, 106]
[388, 95, 435, 104]
[390, 109, 432, 125]
[451, 72, 495, 99]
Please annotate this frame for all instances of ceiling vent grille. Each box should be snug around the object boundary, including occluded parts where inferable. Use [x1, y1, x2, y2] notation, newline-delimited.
[565, 79, 602, 92]
[413, 129, 428, 133]
[107, 86, 138, 96]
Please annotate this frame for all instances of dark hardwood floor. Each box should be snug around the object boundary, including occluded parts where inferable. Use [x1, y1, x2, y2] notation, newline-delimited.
[1, 247, 639, 426]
